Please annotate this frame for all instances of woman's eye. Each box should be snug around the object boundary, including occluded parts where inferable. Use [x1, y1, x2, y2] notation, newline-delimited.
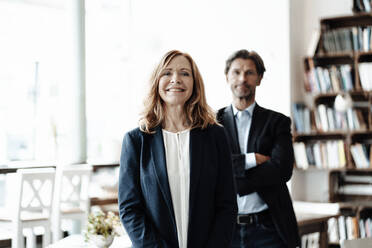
[181, 72, 190, 76]
[163, 71, 171, 76]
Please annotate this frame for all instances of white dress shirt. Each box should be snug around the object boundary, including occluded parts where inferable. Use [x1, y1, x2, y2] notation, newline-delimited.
[232, 103, 268, 214]
[162, 129, 190, 248]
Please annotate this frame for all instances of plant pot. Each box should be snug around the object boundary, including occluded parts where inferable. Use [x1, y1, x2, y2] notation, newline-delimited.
[88, 234, 114, 248]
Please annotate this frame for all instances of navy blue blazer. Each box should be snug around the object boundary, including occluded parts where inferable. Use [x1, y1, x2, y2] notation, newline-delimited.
[118, 124, 237, 248]
[217, 104, 300, 248]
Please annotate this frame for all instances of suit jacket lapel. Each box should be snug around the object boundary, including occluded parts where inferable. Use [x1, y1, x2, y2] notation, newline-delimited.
[223, 105, 240, 153]
[150, 127, 176, 226]
[188, 128, 203, 217]
[247, 104, 265, 152]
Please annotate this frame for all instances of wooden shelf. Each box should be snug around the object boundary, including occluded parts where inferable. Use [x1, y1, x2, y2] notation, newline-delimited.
[293, 13, 372, 239]
[294, 130, 372, 139]
[321, 13, 372, 28]
[293, 167, 372, 172]
[294, 132, 347, 142]
[294, 12, 372, 244]
[314, 51, 372, 59]
[312, 91, 370, 98]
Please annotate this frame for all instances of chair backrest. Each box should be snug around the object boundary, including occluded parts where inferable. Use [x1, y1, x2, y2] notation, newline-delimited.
[54, 164, 92, 212]
[14, 168, 55, 221]
[341, 237, 372, 248]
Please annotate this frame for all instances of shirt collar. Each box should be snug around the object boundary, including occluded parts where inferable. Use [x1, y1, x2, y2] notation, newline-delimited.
[232, 102, 256, 118]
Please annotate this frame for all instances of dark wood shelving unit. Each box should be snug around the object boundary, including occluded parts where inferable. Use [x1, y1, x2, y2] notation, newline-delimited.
[293, 11, 372, 246]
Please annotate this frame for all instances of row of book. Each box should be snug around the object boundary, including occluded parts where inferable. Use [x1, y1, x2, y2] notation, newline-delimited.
[315, 104, 367, 132]
[328, 216, 372, 242]
[292, 103, 368, 134]
[305, 63, 353, 93]
[359, 62, 372, 91]
[293, 140, 346, 169]
[322, 26, 372, 53]
[294, 141, 371, 169]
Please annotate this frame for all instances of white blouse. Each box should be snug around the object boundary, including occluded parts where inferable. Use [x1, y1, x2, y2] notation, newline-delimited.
[162, 129, 190, 248]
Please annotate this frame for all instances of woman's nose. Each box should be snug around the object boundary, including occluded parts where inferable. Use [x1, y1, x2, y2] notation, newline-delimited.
[170, 73, 180, 84]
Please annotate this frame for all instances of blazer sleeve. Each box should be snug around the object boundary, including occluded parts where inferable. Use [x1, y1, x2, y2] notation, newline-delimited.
[206, 127, 238, 248]
[118, 132, 168, 248]
[236, 116, 294, 196]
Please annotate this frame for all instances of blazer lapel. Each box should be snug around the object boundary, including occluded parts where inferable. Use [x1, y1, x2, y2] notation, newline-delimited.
[247, 104, 265, 152]
[188, 128, 203, 217]
[150, 127, 176, 225]
[223, 105, 240, 153]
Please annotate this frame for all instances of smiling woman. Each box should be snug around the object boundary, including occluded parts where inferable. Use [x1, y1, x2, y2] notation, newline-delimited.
[118, 50, 237, 248]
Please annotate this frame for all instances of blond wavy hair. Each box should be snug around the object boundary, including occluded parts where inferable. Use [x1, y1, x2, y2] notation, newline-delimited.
[139, 50, 217, 133]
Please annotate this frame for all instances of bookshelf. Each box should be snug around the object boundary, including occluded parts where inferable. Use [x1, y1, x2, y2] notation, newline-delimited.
[292, 11, 372, 247]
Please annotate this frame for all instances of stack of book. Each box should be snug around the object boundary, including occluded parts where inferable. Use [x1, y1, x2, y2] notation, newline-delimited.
[339, 174, 372, 196]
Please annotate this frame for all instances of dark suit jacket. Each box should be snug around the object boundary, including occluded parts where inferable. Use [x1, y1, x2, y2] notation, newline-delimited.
[217, 103, 300, 248]
[118, 124, 237, 248]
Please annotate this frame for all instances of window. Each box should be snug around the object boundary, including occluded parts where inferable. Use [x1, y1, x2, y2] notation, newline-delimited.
[0, 0, 74, 163]
[1, 0, 291, 164]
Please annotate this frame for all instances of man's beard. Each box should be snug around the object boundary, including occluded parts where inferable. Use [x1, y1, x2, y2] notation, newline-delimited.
[234, 85, 255, 101]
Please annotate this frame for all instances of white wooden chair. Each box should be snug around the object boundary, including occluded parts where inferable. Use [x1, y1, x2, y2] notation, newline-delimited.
[52, 164, 92, 243]
[341, 237, 372, 248]
[0, 168, 55, 248]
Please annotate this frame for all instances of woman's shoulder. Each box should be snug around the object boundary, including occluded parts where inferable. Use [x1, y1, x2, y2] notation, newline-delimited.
[125, 127, 141, 136]
[124, 126, 160, 141]
[201, 123, 225, 135]
[123, 127, 147, 141]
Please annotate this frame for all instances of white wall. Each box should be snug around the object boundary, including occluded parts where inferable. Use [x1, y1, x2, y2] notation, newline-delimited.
[291, 169, 331, 202]
[123, 0, 291, 130]
[290, 0, 352, 103]
[289, 0, 352, 201]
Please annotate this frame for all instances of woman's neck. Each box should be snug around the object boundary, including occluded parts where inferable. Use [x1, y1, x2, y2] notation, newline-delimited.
[163, 105, 190, 133]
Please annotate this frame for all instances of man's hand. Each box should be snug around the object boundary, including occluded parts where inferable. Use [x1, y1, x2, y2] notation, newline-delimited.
[255, 153, 270, 165]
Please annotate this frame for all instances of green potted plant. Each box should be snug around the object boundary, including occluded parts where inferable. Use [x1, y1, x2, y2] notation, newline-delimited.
[85, 210, 121, 248]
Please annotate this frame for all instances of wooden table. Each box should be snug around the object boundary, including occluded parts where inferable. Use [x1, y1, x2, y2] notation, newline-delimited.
[0, 162, 119, 174]
[0, 164, 55, 174]
[48, 234, 132, 248]
[296, 212, 338, 248]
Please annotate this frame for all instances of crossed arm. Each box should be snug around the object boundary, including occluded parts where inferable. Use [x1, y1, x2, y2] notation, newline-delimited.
[232, 117, 294, 196]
